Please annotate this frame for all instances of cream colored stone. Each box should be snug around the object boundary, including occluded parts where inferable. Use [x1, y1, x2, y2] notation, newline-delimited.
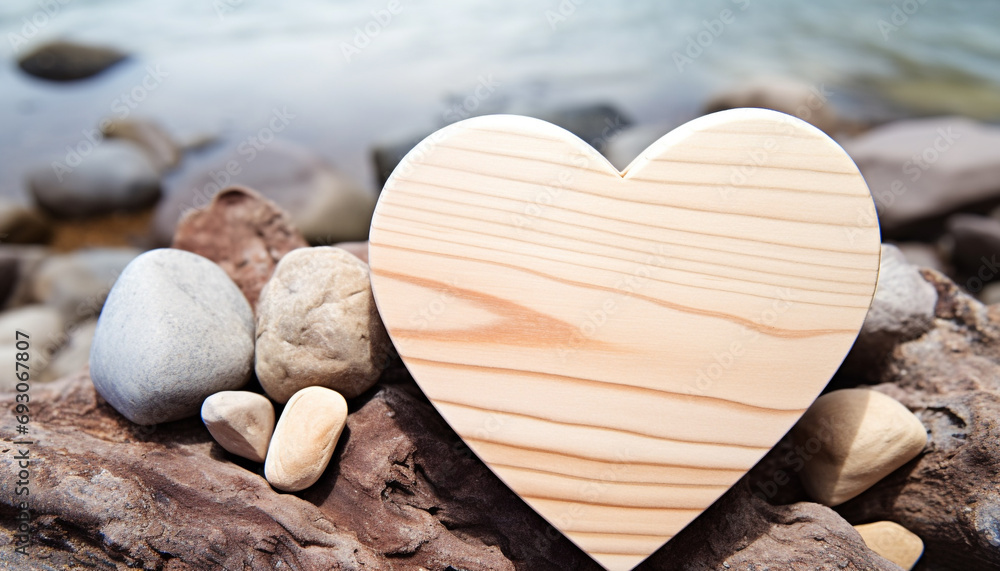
[854, 521, 923, 570]
[201, 391, 275, 463]
[793, 389, 927, 506]
[265, 386, 347, 492]
[255, 247, 391, 403]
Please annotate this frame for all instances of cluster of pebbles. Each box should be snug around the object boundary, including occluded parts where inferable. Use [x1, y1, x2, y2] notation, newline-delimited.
[89, 186, 391, 492]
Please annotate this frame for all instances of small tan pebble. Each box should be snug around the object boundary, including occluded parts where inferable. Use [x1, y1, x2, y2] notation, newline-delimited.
[854, 521, 923, 570]
[793, 388, 927, 506]
[201, 391, 275, 463]
[331, 241, 369, 263]
[265, 386, 348, 492]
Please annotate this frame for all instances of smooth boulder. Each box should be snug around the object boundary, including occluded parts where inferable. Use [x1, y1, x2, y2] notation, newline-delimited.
[265, 386, 347, 492]
[255, 247, 391, 403]
[28, 140, 161, 219]
[793, 388, 927, 506]
[90, 249, 254, 424]
[30, 247, 140, 325]
[17, 41, 127, 81]
[202, 391, 275, 463]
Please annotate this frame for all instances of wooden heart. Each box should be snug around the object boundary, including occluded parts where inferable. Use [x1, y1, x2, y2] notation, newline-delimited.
[367, 109, 880, 571]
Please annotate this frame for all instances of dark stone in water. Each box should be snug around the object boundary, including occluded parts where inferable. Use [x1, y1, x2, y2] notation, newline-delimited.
[17, 40, 127, 81]
[371, 104, 632, 188]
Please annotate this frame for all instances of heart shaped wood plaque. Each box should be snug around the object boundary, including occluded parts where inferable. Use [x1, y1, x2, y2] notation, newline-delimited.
[368, 109, 880, 571]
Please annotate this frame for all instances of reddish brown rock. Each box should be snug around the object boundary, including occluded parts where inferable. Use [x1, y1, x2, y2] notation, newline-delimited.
[171, 186, 307, 308]
[0, 366, 896, 571]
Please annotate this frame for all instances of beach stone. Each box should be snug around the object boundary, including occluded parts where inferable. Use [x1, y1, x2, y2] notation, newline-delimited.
[28, 140, 161, 219]
[255, 247, 391, 403]
[265, 386, 347, 492]
[793, 388, 927, 506]
[41, 319, 97, 383]
[842, 116, 1000, 234]
[0, 199, 52, 244]
[854, 521, 923, 570]
[0, 305, 62, 391]
[90, 248, 254, 424]
[202, 391, 275, 463]
[30, 247, 140, 325]
[331, 240, 368, 263]
[704, 77, 839, 134]
[0, 245, 49, 309]
[155, 141, 375, 245]
[946, 213, 1000, 277]
[101, 118, 181, 173]
[172, 186, 307, 309]
[17, 40, 127, 81]
[843, 244, 937, 377]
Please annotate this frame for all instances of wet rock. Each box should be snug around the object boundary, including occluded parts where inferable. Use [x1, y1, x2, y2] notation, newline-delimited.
[792, 389, 927, 506]
[27, 140, 161, 219]
[172, 186, 307, 309]
[255, 247, 391, 403]
[842, 117, 1000, 234]
[854, 521, 923, 570]
[155, 141, 375, 245]
[842, 244, 938, 378]
[265, 386, 347, 492]
[30, 247, 140, 325]
[17, 40, 127, 81]
[101, 118, 182, 173]
[372, 104, 631, 187]
[90, 249, 254, 424]
[0, 305, 62, 391]
[703, 77, 839, 134]
[0, 199, 52, 245]
[202, 391, 275, 463]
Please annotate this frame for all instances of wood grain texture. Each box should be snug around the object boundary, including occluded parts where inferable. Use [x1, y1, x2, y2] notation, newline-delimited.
[368, 109, 881, 571]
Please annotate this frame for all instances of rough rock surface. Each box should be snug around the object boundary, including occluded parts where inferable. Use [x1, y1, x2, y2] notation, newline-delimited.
[255, 247, 391, 402]
[834, 268, 1000, 571]
[16, 41, 127, 81]
[90, 248, 254, 424]
[27, 140, 161, 219]
[172, 186, 308, 309]
[155, 140, 376, 245]
[0, 370, 897, 571]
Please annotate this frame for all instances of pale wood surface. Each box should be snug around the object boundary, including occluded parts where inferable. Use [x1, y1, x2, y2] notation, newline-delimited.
[368, 109, 881, 571]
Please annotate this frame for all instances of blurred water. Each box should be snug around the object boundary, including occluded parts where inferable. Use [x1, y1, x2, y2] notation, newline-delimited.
[1, 0, 998, 199]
